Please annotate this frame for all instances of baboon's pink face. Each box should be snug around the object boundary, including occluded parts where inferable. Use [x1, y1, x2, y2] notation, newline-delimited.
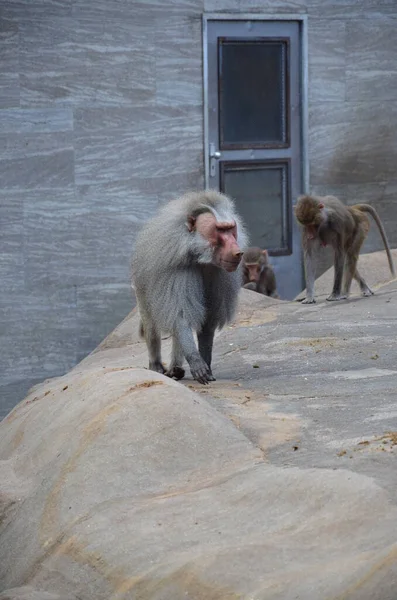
[193, 212, 243, 272]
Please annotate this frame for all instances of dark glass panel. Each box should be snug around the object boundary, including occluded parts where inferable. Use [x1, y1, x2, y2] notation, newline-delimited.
[219, 40, 287, 147]
[222, 162, 289, 252]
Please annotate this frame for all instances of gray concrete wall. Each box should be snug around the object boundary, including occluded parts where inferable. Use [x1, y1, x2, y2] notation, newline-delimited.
[1, 0, 397, 417]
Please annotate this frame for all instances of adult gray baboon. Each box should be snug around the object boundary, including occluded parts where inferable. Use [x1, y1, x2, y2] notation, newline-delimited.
[295, 194, 395, 304]
[132, 191, 248, 384]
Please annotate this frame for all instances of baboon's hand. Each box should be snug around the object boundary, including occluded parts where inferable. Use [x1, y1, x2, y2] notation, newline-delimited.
[301, 297, 316, 304]
[189, 357, 215, 385]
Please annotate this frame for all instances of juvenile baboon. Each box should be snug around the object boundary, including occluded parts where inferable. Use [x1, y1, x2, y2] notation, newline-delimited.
[295, 194, 395, 304]
[132, 191, 248, 384]
[242, 247, 279, 298]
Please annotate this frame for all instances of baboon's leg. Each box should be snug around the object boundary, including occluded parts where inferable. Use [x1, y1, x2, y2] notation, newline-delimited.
[173, 318, 214, 385]
[197, 324, 216, 380]
[327, 248, 346, 301]
[166, 336, 185, 380]
[342, 253, 359, 298]
[301, 242, 317, 304]
[354, 270, 374, 296]
[145, 323, 165, 374]
[343, 230, 372, 297]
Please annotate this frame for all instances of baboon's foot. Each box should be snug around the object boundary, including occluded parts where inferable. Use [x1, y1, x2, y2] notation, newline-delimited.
[149, 361, 166, 374]
[165, 366, 185, 380]
[207, 371, 216, 382]
[361, 286, 374, 297]
[301, 297, 316, 304]
[326, 293, 348, 302]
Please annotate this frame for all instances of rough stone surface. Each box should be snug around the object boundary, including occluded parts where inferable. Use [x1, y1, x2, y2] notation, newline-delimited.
[1, 286, 397, 599]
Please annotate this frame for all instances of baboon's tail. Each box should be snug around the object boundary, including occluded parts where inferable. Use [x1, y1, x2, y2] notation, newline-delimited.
[139, 320, 144, 338]
[354, 204, 395, 277]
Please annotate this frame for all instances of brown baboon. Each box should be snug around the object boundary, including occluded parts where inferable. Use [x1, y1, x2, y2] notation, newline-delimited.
[131, 191, 248, 384]
[242, 247, 279, 298]
[295, 194, 395, 304]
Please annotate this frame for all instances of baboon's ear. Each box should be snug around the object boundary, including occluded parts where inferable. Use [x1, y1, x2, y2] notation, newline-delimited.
[187, 215, 196, 232]
[262, 249, 268, 257]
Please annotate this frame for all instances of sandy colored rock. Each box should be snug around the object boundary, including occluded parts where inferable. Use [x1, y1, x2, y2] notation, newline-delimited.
[1, 276, 397, 599]
[0, 587, 68, 600]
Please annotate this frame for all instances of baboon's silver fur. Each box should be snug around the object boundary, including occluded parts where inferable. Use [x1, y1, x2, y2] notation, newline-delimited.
[132, 189, 248, 339]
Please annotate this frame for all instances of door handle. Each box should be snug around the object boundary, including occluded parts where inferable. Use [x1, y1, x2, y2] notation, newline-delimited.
[209, 143, 221, 158]
[209, 143, 221, 177]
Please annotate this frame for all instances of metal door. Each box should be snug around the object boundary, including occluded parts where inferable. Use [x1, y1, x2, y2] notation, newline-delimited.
[203, 17, 305, 299]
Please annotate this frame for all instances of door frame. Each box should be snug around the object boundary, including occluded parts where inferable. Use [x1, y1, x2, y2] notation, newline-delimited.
[202, 13, 309, 195]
